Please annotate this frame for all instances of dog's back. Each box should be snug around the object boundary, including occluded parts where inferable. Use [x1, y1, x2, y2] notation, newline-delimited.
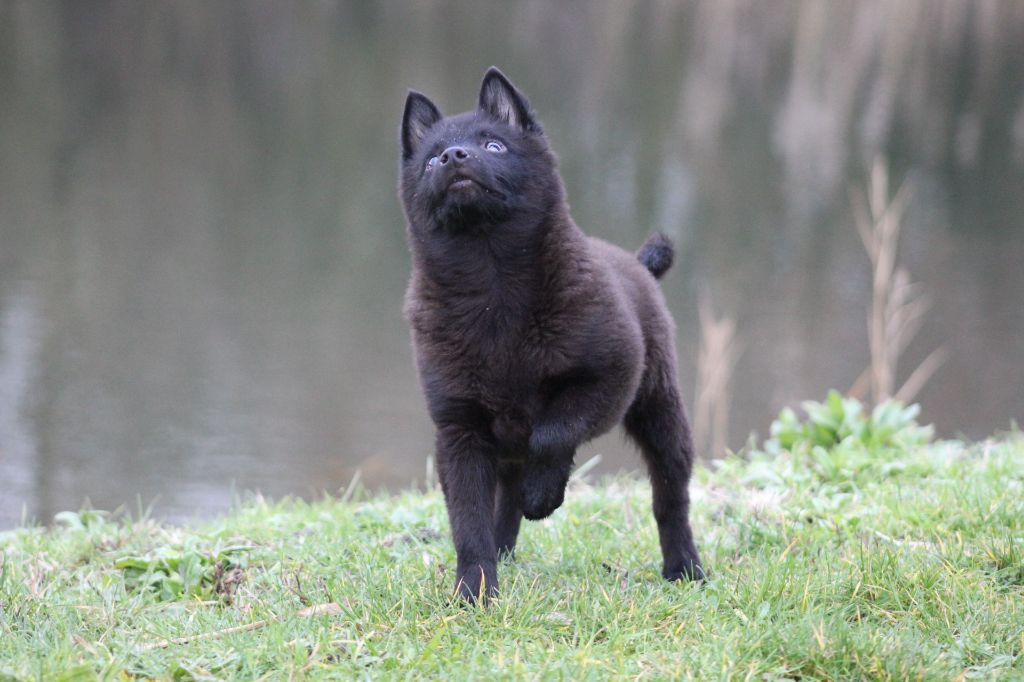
[586, 235, 679, 371]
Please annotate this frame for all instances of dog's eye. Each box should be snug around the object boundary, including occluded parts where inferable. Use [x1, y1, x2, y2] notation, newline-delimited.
[426, 156, 438, 170]
[484, 140, 506, 153]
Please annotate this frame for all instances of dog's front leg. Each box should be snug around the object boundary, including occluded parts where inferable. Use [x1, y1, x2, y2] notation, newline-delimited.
[435, 423, 499, 602]
[520, 435, 574, 520]
[521, 366, 633, 519]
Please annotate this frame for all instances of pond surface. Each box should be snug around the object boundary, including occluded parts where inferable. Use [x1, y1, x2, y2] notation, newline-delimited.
[2, 2, 1022, 527]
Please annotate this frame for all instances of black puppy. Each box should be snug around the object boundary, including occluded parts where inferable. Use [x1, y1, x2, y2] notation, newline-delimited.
[399, 67, 703, 602]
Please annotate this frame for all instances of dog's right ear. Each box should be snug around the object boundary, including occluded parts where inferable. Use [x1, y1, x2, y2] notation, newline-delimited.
[401, 91, 442, 160]
[478, 67, 539, 133]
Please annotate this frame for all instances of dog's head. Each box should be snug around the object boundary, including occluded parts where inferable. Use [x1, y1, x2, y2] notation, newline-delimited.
[399, 68, 561, 236]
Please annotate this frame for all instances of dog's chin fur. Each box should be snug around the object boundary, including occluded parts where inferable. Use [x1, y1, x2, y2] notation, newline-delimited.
[432, 189, 509, 233]
[398, 67, 703, 603]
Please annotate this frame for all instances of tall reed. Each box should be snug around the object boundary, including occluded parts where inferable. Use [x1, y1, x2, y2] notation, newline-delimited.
[849, 158, 946, 405]
[693, 293, 741, 457]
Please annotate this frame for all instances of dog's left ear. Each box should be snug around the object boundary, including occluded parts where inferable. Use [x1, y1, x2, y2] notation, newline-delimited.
[401, 90, 443, 160]
[478, 67, 541, 133]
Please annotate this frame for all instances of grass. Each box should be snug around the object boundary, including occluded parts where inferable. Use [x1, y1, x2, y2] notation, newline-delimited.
[1, 401, 1022, 680]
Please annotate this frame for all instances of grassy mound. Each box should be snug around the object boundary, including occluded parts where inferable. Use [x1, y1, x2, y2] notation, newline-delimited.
[1, 399, 1021, 680]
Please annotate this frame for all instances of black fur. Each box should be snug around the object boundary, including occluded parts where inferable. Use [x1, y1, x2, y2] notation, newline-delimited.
[399, 67, 703, 602]
[637, 233, 675, 280]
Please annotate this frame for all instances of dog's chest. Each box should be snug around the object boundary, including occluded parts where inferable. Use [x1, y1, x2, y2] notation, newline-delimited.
[418, 301, 554, 400]
[451, 317, 539, 396]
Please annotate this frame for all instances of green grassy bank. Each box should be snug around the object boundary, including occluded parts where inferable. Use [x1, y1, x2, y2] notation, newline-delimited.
[1, 396, 1022, 680]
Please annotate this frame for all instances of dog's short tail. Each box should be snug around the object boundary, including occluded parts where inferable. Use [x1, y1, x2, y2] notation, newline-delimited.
[636, 232, 674, 280]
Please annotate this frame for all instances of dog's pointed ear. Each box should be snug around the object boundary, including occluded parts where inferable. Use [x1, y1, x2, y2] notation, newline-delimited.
[478, 67, 540, 133]
[401, 90, 442, 159]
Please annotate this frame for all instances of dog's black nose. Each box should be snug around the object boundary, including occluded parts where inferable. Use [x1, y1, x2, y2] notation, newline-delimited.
[439, 146, 469, 165]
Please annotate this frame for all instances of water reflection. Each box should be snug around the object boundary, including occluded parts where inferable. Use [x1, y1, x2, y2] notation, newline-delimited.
[1, 1, 1022, 527]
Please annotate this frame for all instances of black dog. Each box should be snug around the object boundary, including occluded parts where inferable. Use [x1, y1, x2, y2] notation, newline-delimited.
[399, 67, 703, 602]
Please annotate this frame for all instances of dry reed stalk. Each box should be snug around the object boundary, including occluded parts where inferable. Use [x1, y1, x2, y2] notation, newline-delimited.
[849, 158, 946, 405]
[139, 602, 343, 651]
[693, 293, 741, 457]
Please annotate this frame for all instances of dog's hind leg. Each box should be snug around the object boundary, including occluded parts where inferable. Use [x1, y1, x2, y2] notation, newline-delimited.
[494, 461, 524, 559]
[624, 363, 704, 582]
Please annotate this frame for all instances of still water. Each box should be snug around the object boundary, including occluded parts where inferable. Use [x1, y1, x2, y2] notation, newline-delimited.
[2, 2, 1023, 528]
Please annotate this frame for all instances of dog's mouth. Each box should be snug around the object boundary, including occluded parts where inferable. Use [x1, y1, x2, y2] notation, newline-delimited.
[447, 174, 480, 191]
[444, 173, 506, 202]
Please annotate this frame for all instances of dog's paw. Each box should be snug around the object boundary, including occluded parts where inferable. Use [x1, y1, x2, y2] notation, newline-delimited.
[520, 481, 565, 520]
[454, 563, 498, 604]
[521, 428, 574, 520]
[496, 544, 517, 561]
[663, 556, 706, 583]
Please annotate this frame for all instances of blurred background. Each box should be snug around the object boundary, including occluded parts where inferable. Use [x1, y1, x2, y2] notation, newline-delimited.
[1, 1, 1022, 528]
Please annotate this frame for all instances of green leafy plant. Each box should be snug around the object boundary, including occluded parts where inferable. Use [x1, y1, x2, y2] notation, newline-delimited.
[753, 391, 938, 486]
[116, 542, 251, 602]
[767, 390, 933, 454]
[53, 510, 110, 531]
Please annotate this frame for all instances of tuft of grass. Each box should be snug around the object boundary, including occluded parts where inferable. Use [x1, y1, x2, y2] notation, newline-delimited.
[1, 410, 1022, 680]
